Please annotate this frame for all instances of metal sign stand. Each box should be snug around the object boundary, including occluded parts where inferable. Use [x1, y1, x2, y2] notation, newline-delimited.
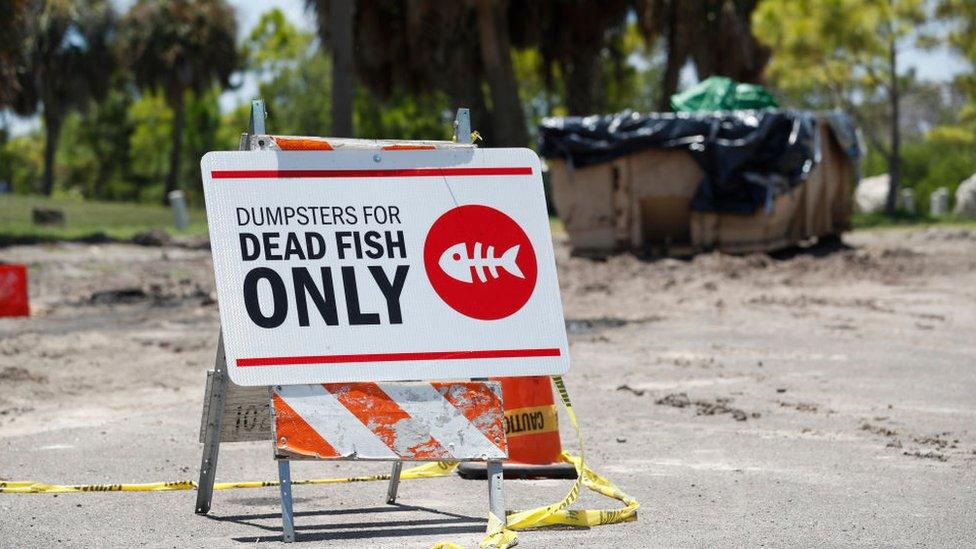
[195, 102, 507, 543]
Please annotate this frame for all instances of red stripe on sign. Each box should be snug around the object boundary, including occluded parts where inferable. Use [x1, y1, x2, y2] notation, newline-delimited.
[210, 167, 532, 179]
[236, 348, 561, 367]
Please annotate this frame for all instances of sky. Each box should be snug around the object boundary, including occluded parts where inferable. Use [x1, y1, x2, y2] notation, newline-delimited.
[2, 0, 969, 137]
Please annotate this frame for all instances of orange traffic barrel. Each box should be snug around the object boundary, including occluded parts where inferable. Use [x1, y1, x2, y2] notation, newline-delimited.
[0, 264, 29, 317]
[458, 376, 577, 479]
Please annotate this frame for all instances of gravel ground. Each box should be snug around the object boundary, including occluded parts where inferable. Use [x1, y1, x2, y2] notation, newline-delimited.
[1, 227, 975, 548]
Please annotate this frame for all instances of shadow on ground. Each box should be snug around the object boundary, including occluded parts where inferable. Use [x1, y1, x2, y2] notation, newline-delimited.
[210, 503, 487, 543]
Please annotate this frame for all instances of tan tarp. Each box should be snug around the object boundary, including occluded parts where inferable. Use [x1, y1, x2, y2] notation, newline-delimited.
[548, 119, 853, 255]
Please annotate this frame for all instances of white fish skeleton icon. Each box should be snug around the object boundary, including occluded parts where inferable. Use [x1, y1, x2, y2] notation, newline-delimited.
[438, 242, 524, 283]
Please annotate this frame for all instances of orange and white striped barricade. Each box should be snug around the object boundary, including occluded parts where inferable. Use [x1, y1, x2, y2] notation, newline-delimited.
[271, 381, 508, 541]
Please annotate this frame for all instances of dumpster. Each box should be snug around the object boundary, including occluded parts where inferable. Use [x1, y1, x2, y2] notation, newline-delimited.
[539, 109, 860, 256]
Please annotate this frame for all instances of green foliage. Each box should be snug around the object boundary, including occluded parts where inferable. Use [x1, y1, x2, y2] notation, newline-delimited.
[935, 1, 976, 145]
[511, 20, 662, 143]
[754, 0, 925, 136]
[216, 103, 251, 149]
[245, 8, 308, 74]
[122, 87, 228, 204]
[601, 20, 662, 114]
[181, 88, 223, 202]
[127, 91, 172, 201]
[118, 0, 239, 199]
[260, 53, 333, 136]
[754, 0, 924, 91]
[56, 78, 135, 200]
[243, 8, 331, 136]
[354, 89, 453, 141]
[0, 131, 44, 194]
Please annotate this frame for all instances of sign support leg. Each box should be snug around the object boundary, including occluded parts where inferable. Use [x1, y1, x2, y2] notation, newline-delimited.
[278, 459, 296, 543]
[385, 460, 403, 504]
[487, 460, 506, 527]
[196, 100, 265, 515]
[195, 334, 227, 515]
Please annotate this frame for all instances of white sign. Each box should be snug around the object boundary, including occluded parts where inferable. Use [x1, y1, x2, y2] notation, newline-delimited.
[200, 148, 570, 386]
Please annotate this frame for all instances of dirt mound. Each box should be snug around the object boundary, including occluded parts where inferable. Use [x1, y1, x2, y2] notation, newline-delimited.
[131, 229, 173, 247]
[89, 280, 215, 306]
[654, 392, 760, 422]
[0, 366, 48, 384]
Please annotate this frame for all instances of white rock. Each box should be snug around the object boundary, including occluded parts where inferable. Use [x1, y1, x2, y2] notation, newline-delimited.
[899, 188, 916, 214]
[930, 187, 949, 216]
[855, 174, 890, 214]
[955, 174, 976, 219]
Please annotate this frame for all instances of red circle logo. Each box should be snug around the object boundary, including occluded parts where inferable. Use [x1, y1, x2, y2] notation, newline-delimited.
[423, 205, 537, 320]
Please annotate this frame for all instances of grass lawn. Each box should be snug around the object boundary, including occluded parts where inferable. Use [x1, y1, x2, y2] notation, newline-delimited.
[0, 194, 208, 244]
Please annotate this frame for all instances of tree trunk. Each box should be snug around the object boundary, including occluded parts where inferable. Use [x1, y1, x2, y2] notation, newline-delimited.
[166, 89, 185, 204]
[884, 35, 900, 216]
[330, 0, 355, 137]
[475, 0, 528, 146]
[659, 1, 682, 112]
[561, 52, 601, 116]
[41, 110, 62, 196]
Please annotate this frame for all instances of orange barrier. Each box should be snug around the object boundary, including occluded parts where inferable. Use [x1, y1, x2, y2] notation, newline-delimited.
[498, 376, 563, 465]
[458, 376, 577, 479]
[0, 264, 29, 317]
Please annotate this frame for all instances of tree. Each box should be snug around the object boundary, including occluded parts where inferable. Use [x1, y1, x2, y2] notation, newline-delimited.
[935, 0, 976, 144]
[308, 1, 539, 144]
[246, 8, 332, 136]
[754, 0, 925, 216]
[58, 75, 136, 200]
[509, 0, 632, 116]
[475, 0, 528, 146]
[634, 0, 769, 111]
[327, 0, 354, 136]
[118, 0, 238, 203]
[0, 0, 34, 107]
[11, 0, 115, 196]
[308, 1, 490, 140]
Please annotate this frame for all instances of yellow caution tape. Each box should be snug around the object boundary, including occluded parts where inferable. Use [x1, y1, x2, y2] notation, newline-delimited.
[0, 377, 638, 549]
[0, 461, 457, 494]
[433, 376, 639, 548]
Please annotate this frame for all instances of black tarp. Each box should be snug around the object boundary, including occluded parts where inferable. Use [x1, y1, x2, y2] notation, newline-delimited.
[538, 110, 860, 215]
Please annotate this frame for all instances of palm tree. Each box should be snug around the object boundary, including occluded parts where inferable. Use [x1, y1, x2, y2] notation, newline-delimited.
[509, 0, 631, 116]
[309, 0, 527, 145]
[118, 0, 238, 202]
[0, 0, 34, 107]
[12, 0, 115, 196]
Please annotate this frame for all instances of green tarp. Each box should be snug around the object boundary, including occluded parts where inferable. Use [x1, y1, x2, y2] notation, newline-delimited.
[670, 76, 779, 112]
